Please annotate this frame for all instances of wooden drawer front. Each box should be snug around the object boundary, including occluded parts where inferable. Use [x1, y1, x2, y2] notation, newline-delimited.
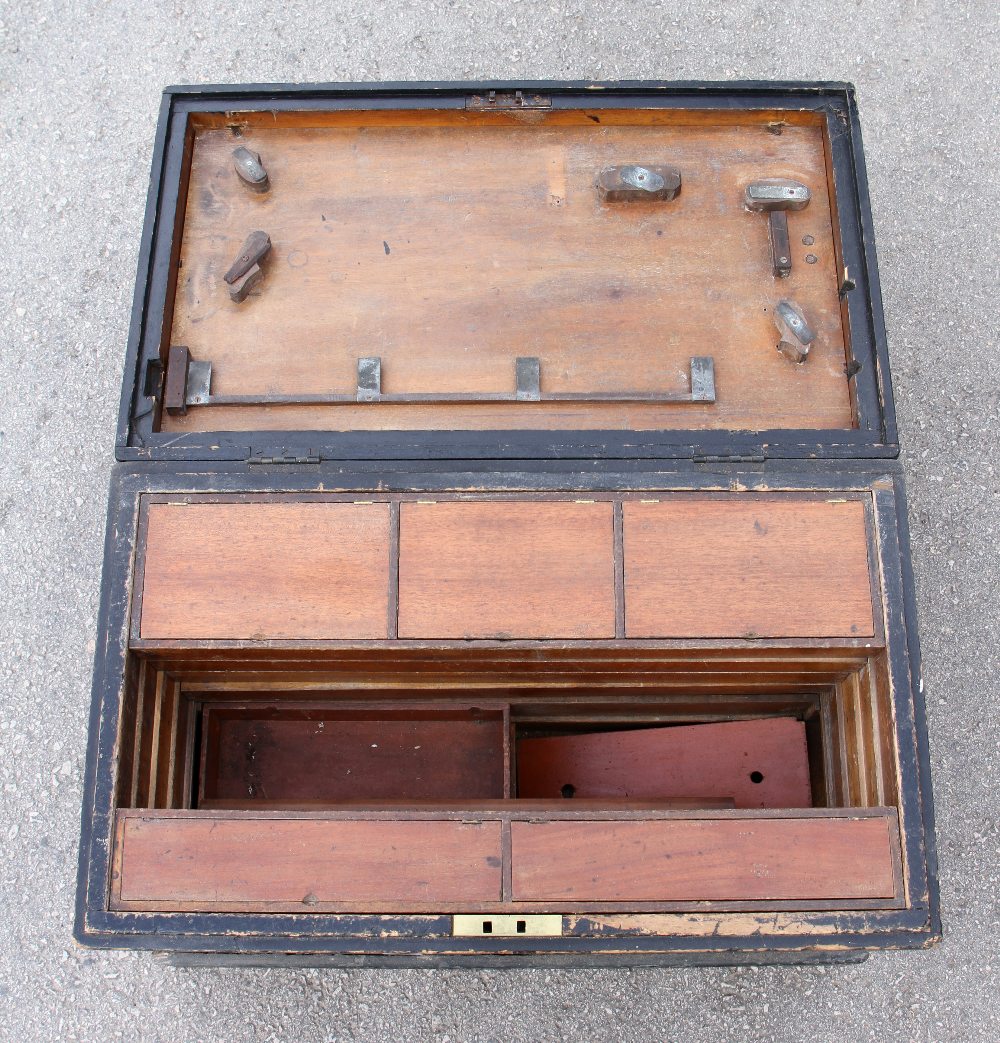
[511, 815, 898, 902]
[114, 815, 502, 909]
[623, 499, 875, 638]
[139, 502, 391, 640]
[397, 501, 616, 639]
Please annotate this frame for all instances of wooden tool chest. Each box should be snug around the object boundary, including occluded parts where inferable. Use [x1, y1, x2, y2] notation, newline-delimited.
[75, 81, 940, 966]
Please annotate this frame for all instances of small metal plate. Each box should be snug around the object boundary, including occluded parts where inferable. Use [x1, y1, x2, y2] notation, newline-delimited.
[452, 914, 563, 938]
[515, 357, 541, 401]
[689, 356, 716, 402]
[356, 357, 382, 401]
[744, 178, 811, 212]
[465, 90, 551, 110]
[185, 360, 213, 406]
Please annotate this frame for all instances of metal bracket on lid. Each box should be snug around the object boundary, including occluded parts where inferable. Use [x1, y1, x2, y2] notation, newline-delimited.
[689, 356, 716, 401]
[172, 354, 716, 409]
[163, 345, 213, 416]
[744, 179, 812, 278]
[515, 357, 541, 401]
[356, 357, 382, 401]
[232, 146, 270, 193]
[774, 300, 816, 363]
[597, 165, 682, 203]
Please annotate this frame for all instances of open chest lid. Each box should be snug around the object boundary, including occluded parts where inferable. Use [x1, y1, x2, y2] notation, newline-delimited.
[117, 81, 897, 464]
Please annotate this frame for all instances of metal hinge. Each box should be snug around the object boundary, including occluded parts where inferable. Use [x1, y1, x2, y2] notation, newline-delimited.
[248, 450, 320, 466]
[466, 90, 551, 111]
[692, 450, 767, 464]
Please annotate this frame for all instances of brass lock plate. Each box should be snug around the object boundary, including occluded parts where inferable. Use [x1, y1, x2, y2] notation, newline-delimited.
[452, 914, 563, 938]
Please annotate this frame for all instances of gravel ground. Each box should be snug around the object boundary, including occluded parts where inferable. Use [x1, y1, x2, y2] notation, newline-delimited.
[1, 2, 998, 1040]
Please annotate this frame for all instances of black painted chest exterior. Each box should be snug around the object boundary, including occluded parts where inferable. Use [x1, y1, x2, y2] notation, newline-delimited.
[75, 81, 939, 966]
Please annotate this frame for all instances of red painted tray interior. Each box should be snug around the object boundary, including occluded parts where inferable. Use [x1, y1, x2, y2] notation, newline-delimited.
[516, 718, 813, 808]
[195, 706, 812, 809]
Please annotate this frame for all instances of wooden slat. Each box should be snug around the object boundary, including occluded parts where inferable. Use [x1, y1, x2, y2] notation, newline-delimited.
[195, 798, 737, 811]
[623, 498, 875, 638]
[516, 718, 812, 808]
[115, 815, 502, 908]
[162, 113, 853, 434]
[131, 663, 159, 808]
[511, 815, 898, 902]
[139, 502, 391, 640]
[397, 501, 616, 639]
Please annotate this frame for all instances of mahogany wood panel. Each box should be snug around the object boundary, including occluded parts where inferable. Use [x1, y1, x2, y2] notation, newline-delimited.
[516, 718, 812, 808]
[162, 112, 853, 433]
[139, 502, 391, 640]
[200, 708, 506, 803]
[623, 498, 875, 638]
[510, 815, 898, 901]
[397, 501, 616, 639]
[115, 815, 502, 908]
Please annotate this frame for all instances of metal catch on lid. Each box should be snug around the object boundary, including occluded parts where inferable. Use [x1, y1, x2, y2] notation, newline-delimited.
[597, 164, 682, 202]
[232, 146, 269, 192]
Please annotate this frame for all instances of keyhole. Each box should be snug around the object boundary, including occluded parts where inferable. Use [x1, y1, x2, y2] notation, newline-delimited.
[561, 783, 576, 798]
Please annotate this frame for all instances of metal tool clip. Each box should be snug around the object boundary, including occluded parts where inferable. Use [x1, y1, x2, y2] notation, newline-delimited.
[232, 146, 269, 192]
[597, 165, 682, 202]
[745, 179, 811, 278]
[774, 299, 815, 363]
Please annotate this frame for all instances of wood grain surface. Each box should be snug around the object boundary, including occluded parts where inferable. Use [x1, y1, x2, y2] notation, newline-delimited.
[162, 110, 853, 433]
[115, 816, 503, 908]
[200, 708, 506, 803]
[139, 502, 391, 640]
[623, 498, 875, 638]
[516, 718, 813, 808]
[397, 501, 616, 638]
[510, 815, 898, 901]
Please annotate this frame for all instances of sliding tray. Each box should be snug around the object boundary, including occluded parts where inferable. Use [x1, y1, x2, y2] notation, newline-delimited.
[77, 81, 938, 967]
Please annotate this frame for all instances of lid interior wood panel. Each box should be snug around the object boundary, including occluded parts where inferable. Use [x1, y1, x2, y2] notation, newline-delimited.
[160, 108, 854, 434]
